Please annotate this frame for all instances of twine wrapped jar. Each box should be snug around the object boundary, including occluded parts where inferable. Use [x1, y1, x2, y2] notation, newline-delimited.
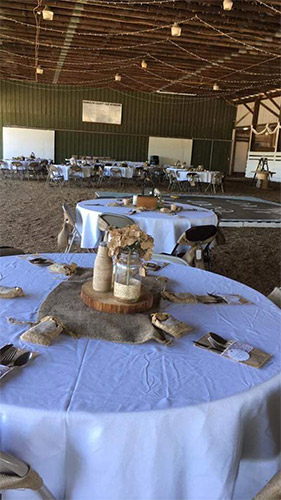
[93, 242, 113, 293]
[113, 251, 142, 303]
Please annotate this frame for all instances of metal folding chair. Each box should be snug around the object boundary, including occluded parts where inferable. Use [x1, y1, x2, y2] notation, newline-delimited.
[171, 225, 218, 270]
[98, 213, 135, 242]
[0, 450, 56, 499]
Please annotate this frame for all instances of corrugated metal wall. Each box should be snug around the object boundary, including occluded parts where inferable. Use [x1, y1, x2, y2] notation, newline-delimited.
[0, 80, 236, 167]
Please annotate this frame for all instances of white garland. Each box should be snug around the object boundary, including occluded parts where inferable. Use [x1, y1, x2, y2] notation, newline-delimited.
[251, 124, 280, 135]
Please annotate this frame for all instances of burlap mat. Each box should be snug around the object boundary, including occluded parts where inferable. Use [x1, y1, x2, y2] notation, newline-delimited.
[37, 269, 171, 345]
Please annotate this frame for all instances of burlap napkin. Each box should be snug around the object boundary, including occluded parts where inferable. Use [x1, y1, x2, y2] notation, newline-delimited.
[20, 315, 72, 346]
[162, 291, 251, 305]
[0, 468, 43, 491]
[47, 262, 77, 276]
[162, 291, 197, 304]
[0, 286, 24, 299]
[151, 312, 193, 339]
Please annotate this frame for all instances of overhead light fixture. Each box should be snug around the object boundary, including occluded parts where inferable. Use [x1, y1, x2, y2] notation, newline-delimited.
[141, 59, 147, 69]
[223, 0, 233, 10]
[36, 66, 43, 75]
[243, 127, 249, 130]
[275, 32, 281, 38]
[115, 73, 121, 82]
[171, 22, 181, 37]
[213, 83, 220, 91]
[42, 5, 54, 21]
[238, 49, 247, 54]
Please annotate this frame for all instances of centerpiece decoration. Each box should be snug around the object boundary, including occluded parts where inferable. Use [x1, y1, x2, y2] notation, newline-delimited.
[108, 224, 154, 303]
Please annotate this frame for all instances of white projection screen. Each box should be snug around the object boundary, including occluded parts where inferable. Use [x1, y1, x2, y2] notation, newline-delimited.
[148, 136, 193, 166]
[82, 100, 122, 125]
[3, 127, 55, 160]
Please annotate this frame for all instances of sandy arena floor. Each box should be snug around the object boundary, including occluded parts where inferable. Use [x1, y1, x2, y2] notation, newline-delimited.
[0, 177, 280, 296]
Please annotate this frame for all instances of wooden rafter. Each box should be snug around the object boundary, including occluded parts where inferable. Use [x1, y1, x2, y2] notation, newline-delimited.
[0, 0, 280, 99]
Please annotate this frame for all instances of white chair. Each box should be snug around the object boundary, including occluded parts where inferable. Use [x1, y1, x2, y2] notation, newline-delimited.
[0, 450, 56, 499]
[151, 253, 188, 266]
[267, 287, 281, 309]
[46, 166, 64, 186]
[61, 203, 83, 253]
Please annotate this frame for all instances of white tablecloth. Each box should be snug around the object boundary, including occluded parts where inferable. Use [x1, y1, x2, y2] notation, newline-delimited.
[76, 199, 218, 252]
[57, 164, 92, 181]
[166, 168, 220, 183]
[104, 166, 134, 178]
[4, 160, 29, 170]
[0, 253, 280, 500]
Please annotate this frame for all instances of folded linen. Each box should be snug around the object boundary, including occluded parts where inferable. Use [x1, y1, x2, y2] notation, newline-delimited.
[47, 262, 77, 276]
[0, 286, 24, 299]
[162, 291, 251, 305]
[151, 312, 193, 339]
[20, 315, 70, 346]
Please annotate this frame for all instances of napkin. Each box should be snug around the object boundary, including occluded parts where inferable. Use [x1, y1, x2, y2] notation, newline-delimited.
[0, 286, 24, 299]
[47, 262, 77, 276]
[151, 312, 193, 339]
[20, 315, 72, 346]
[194, 334, 271, 368]
[162, 291, 197, 304]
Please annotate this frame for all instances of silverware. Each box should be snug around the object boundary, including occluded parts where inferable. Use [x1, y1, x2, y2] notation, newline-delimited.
[207, 293, 228, 304]
[10, 351, 33, 367]
[208, 333, 228, 351]
[0, 344, 14, 362]
[0, 346, 18, 366]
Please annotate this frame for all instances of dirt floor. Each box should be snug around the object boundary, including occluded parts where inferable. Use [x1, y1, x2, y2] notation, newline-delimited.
[0, 176, 280, 296]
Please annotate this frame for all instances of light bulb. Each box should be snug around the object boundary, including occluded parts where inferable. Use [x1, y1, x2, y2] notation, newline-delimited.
[36, 66, 43, 74]
[115, 73, 121, 82]
[213, 83, 219, 91]
[141, 59, 147, 69]
[171, 22, 181, 37]
[223, 0, 233, 10]
[42, 6, 54, 21]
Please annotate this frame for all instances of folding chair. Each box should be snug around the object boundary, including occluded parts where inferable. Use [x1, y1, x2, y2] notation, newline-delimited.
[253, 469, 281, 499]
[98, 213, 135, 242]
[57, 203, 83, 253]
[108, 167, 122, 187]
[267, 287, 281, 309]
[205, 172, 224, 194]
[171, 225, 218, 270]
[46, 166, 64, 186]
[0, 450, 56, 499]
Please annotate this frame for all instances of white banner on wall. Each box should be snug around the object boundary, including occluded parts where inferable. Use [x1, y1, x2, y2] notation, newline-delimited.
[3, 127, 55, 160]
[82, 100, 122, 125]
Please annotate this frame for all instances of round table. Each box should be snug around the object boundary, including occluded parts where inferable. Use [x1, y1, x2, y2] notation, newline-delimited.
[103, 165, 134, 178]
[76, 198, 218, 252]
[0, 253, 280, 500]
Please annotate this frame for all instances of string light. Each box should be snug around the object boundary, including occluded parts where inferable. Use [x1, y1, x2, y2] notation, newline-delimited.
[42, 6, 54, 21]
[171, 22, 181, 37]
[141, 59, 147, 69]
[213, 83, 220, 90]
[115, 73, 121, 82]
[223, 0, 233, 11]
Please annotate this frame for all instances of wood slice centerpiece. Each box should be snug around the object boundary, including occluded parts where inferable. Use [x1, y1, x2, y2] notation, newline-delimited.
[81, 280, 153, 314]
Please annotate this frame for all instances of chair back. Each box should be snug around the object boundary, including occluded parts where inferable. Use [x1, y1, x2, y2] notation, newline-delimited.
[151, 253, 188, 266]
[62, 203, 76, 227]
[181, 225, 218, 246]
[98, 213, 135, 232]
[110, 167, 122, 177]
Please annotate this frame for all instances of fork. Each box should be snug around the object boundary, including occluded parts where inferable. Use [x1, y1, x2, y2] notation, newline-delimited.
[0, 347, 18, 366]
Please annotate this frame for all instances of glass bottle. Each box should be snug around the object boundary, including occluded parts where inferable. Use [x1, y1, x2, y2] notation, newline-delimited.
[114, 251, 142, 303]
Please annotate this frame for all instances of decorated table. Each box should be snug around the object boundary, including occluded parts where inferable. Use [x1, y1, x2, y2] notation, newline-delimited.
[0, 253, 280, 500]
[55, 164, 92, 181]
[76, 198, 218, 252]
[103, 165, 134, 178]
[166, 167, 221, 183]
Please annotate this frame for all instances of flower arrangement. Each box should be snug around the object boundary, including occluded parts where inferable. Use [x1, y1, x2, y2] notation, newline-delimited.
[108, 224, 154, 261]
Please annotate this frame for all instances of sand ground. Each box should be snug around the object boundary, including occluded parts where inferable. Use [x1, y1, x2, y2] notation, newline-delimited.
[0, 176, 280, 296]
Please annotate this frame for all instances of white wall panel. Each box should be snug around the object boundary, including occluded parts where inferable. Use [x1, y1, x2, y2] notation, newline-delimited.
[148, 136, 192, 165]
[235, 103, 254, 127]
[3, 127, 55, 160]
[258, 97, 281, 125]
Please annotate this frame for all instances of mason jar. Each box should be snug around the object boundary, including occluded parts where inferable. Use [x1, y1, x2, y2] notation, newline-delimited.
[113, 251, 142, 303]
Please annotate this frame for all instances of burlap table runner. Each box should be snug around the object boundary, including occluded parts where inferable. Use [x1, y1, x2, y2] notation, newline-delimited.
[37, 268, 171, 345]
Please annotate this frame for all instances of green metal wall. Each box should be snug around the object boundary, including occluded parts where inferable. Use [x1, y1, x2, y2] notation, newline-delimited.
[0, 80, 236, 167]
